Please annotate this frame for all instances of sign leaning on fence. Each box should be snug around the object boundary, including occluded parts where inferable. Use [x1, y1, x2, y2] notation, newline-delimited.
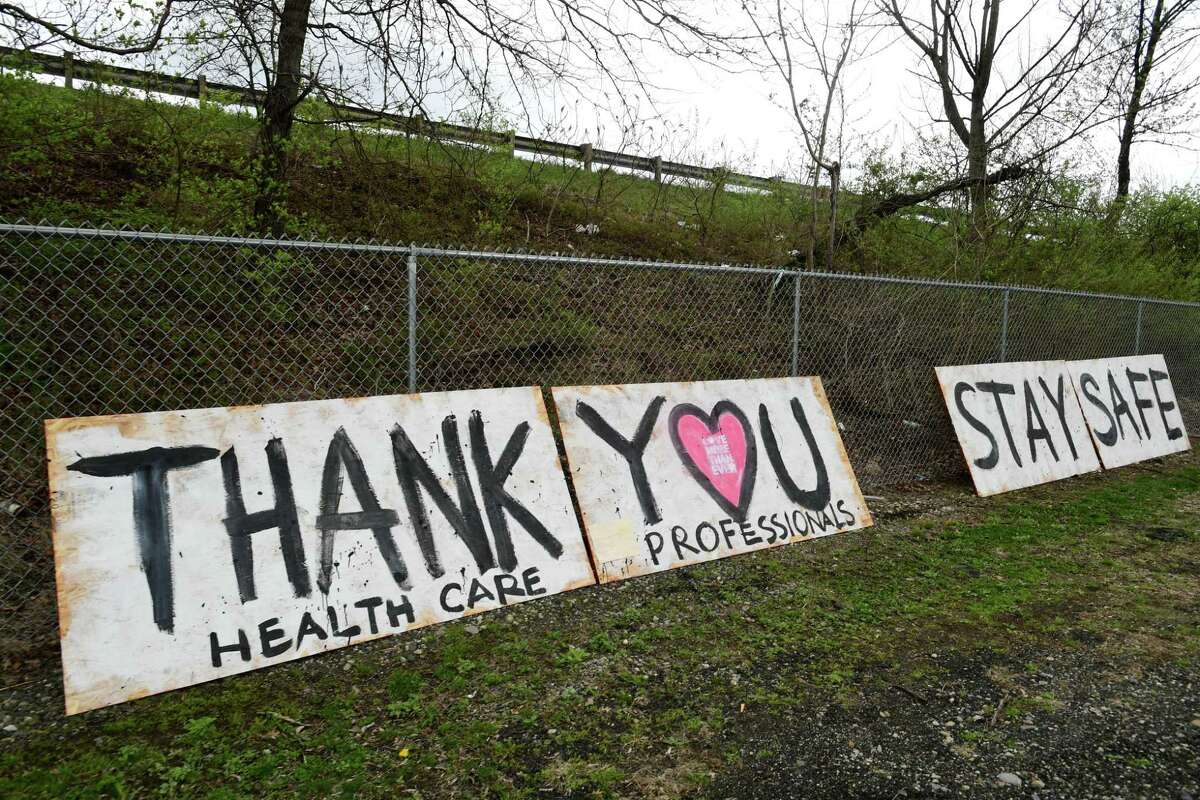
[45, 388, 594, 714]
[935, 360, 1102, 496]
[1065, 355, 1191, 469]
[551, 377, 873, 583]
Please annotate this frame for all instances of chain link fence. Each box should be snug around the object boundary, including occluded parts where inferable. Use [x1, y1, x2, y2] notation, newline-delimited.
[3, 222, 1199, 653]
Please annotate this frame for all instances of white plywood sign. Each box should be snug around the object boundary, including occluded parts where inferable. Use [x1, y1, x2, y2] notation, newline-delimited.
[551, 377, 873, 583]
[45, 387, 594, 714]
[935, 360, 1101, 496]
[1066, 354, 1191, 469]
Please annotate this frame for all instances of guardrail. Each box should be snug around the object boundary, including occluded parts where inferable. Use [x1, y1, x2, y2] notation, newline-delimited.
[0, 45, 797, 193]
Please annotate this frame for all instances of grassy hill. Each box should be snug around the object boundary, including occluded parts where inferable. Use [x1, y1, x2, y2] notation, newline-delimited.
[1, 70, 1199, 300]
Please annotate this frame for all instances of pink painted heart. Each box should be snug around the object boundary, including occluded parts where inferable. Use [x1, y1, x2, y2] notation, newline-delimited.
[668, 401, 757, 520]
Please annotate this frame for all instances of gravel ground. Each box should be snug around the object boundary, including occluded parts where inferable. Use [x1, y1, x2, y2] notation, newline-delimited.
[700, 645, 1200, 800]
[2, 466, 1197, 799]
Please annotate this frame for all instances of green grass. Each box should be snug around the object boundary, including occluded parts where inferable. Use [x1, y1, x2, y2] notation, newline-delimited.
[2, 458, 1198, 799]
[2, 68, 1199, 299]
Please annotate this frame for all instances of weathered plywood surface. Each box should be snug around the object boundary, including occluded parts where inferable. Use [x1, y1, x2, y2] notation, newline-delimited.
[552, 377, 872, 583]
[45, 387, 594, 714]
[935, 361, 1101, 496]
[1066, 355, 1191, 469]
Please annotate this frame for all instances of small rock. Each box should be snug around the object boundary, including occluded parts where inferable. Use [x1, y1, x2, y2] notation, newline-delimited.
[1030, 777, 1045, 789]
[1190, 719, 1200, 727]
[997, 772, 1022, 787]
[3, 724, 16, 733]
[464, 623, 481, 635]
[1147, 526, 1187, 542]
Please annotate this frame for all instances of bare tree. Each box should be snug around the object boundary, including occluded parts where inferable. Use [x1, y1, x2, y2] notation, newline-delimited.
[1101, 0, 1200, 203]
[881, 0, 1112, 265]
[0, 1, 181, 54]
[3, 1, 746, 234]
[745, 0, 878, 271]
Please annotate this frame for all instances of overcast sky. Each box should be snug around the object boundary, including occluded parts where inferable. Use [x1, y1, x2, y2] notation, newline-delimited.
[548, 1, 1200, 195]
[10, 0, 1200, 194]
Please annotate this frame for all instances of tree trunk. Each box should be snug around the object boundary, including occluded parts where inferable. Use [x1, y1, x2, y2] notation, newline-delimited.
[841, 163, 1033, 250]
[253, 0, 313, 236]
[967, 128, 990, 272]
[1115, 117, 1135, 200]
[826, 161, 840, 272]
[966, 0, 1001, 274]
[806, 163, 820, 271]
[1115, 0, 1165, 205]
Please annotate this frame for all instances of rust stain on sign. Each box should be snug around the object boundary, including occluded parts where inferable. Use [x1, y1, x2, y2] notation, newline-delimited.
[45, 386, 594, 715]
[551, 376, 873, 584]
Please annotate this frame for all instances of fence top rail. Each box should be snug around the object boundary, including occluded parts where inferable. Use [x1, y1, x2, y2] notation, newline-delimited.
[3, 220, 1199, 309]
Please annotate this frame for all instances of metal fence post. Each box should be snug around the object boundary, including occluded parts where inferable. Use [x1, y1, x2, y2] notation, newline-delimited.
[791, 270, 802, 376]
[999, 288, 1010, 361]
[407, 247, 418, 393]
[1134, 300, 1144, 355]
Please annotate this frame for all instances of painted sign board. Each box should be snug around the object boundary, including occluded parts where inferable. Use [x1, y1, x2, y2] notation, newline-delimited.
[551, 377, 872, 583]
[45, 387, 594, 714]
[1066, 354, 1191, 469]
[935, 360, 1101, 496]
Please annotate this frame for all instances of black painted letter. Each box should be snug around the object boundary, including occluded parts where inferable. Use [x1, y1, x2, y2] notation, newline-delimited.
[978, 381, 1021, 466]
[391, 416, 493, 579]
[469, 411, 563, 572]
[316, 427, 404, 594]
[1038, 375, 1078, 460]
[953, 383, 999, 469]
[1080, 373, 1118, 446]
[576, 397, 666, 524]
[68, 446, 219, 632]
[758, 398, 830, 510]
[1149, 368, 1184, 440]
[220, 439, 311, 603]
[1023, 380, 1058, 463]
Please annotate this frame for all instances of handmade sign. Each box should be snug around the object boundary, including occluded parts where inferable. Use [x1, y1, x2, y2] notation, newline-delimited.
[1066, 354, 1191, 469]
[45, 388, 594, 714]
[935, 360, 1101, 496]
[551, 377, 872, 583]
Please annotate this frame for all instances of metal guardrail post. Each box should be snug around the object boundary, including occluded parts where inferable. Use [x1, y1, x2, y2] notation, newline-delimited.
[407, 247, 418, 393]
[1000, 288, 1010, 361]
[1135, 300, 1144, 355]
[0, 45, 804, 192]
[791, 270, 802, 376]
